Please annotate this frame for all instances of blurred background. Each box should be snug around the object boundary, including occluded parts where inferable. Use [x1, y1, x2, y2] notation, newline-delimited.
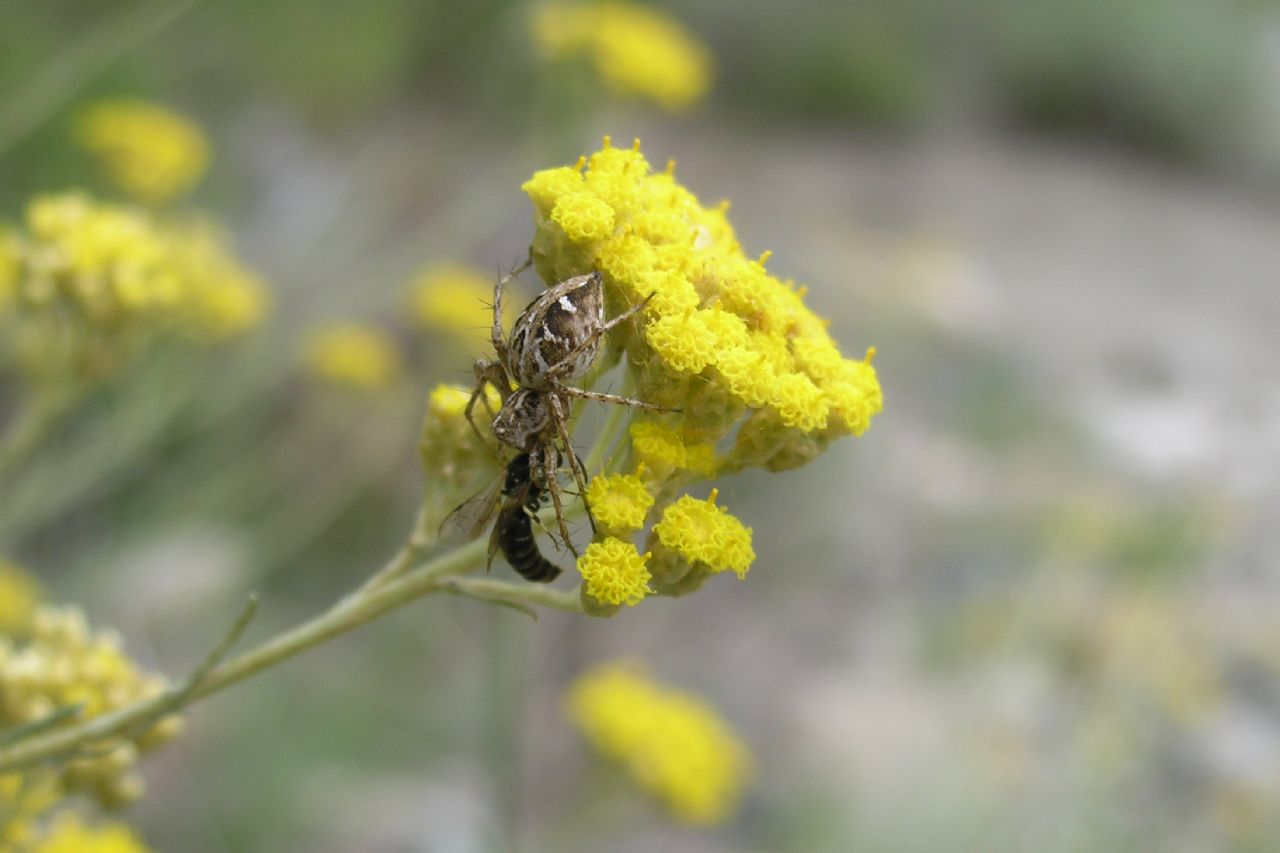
[3, 0, 1280, 850]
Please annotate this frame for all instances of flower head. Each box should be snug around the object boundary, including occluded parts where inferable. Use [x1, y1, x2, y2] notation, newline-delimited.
[533, 2, 713, 111]
[651, 489, 754, 579]
[567, 662, 752, 825]
[585, 468, 654, 535]
[576, 538, 652, 607]
[302, 323, 402, 390]
[516, 138, 880, 607]
[75, 99, 208, 204]
[419, 383, 503, 508]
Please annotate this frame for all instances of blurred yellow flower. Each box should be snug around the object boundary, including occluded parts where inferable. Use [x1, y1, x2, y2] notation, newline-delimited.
[567, 662, 752, 825]
[29, 812, 150, 853]
[2, 193, 270, 381]
[167, 223, 270, 340]
[0, 227, 18, 312]
[408, 264, 495, 341]
[75, 99, 209, 204]
[0, 771, 62, 849]
[533, 2, 713, 111]
[303, 323, 402, 390]
[0, 560, 42, 636]
[0, 605, 182, 808]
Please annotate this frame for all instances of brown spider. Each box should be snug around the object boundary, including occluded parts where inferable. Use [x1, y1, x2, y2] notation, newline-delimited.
[465, 257, 669, 556]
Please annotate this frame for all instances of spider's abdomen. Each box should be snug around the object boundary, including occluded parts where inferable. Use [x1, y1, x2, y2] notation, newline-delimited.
[508, 272, 605, 387]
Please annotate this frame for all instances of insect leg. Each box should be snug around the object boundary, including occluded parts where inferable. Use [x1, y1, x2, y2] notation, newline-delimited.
[491, 251, 534, 363]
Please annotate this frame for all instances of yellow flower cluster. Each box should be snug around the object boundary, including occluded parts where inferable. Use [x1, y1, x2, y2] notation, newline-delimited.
[75, 99, 208, 204]
[0, 193, 268, 379]
[0, 605, 182, 808]
[302, 323, 402, 390]
[0, 560, 42, 636]
[532, 2, 712, 111]
[408, 263, 497, 344]
[520, 138, 880, 606]
[27, 812, 150, 853]
[567, 663, 752, 825]
[524, 138, 882, 472]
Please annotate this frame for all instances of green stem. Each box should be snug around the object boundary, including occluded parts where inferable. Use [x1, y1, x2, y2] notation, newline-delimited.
[0, 530, 492, 775]
[583, 375, 635, 475]
[445, 577, 583, 613]
[0, 388, 76, 483]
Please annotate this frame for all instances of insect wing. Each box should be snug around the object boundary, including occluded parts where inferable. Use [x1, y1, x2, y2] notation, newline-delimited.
[439, 474, 503, 543]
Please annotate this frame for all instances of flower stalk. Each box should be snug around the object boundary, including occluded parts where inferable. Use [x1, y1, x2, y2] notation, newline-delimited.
[0, 519, 580, 775]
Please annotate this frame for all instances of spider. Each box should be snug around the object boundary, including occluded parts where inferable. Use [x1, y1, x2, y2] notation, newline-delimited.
[465, 257, 669, 556]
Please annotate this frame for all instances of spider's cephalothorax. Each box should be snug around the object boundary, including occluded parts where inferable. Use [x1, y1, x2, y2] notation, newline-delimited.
[465, 260, 670, 557]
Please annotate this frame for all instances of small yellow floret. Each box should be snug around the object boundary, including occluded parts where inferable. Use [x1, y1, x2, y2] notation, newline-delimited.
[75, 99, 208, 204]
[770, 371, 830, 432]
[302, 323, 401, 390]
[630, 421, 685, 472]
[551, 192, 616, 243]
[586, 470, 654, 534]
[521, 166, 586, 213]
[0, 560, 42, 635]
[652, 490, 754, 578]
[576, 538, 652, 606]
[644, 311, 716, 374]
[567, 663, 752, 825]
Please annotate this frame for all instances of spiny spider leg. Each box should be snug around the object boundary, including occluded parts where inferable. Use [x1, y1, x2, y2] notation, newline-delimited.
[548, 394, 598, 536]
[491, 251, 534, 362]
[547, 292, 655, 379]
[521, 502, 565, 550]
[540, 444, 580, 558]
[464, 360, 511, 452]
[555, 384, 679, 413]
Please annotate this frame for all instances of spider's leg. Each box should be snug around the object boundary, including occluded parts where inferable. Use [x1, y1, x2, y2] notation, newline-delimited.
[555, 384, 679, 414]
[548, 394, 597, 537]
[541, 441, 580, 557]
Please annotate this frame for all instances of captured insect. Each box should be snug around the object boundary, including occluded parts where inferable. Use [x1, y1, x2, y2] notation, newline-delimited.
[440, 447, 562, 582]
[464, 258, 673, 559]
